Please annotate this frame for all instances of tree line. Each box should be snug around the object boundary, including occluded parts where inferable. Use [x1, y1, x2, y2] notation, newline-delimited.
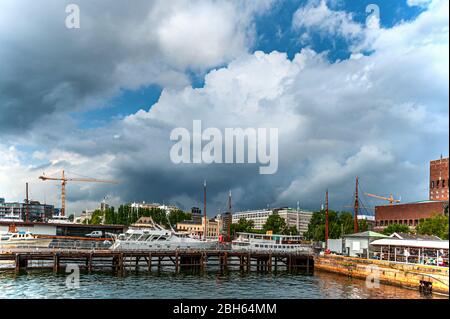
[83, 205, 191, 228]
[303, 210, 369, 242]
[230, 214, 301, 236]
[304, 209, 449, 241]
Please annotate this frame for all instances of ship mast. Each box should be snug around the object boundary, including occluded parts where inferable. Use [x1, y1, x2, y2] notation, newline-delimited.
[354, 176, 359, 233]
[325, 189, 329, 249]
[203, 180, 207, 241]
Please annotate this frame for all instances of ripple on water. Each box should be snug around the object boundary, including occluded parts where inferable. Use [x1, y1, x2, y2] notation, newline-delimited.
[0, 270, 444, 299]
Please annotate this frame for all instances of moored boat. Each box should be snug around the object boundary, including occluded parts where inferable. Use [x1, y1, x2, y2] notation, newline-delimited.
[110, 218, 218, 251]
[0, 226, 52, 249]
[232, 232, 312, 253]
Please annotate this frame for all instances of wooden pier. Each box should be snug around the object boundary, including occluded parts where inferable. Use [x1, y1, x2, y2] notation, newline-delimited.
[0, 249, 314, 275]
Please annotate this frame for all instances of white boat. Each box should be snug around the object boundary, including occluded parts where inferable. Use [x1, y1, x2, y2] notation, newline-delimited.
[232, 232, 312, 253]
[110, 220, 218, 251]
[0, 230, 52, 249]
[0, 213, 24, 223]
[47, 215, 71, 224]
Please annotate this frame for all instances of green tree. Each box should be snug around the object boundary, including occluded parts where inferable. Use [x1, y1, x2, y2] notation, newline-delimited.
[263, 214, 287, 234]
[382, 223, 410, 236]
[68, 214, 74, 222]
[88, 209, 103, 225]
[230, 218, 255, 236]
[416, 214, 449, 240]
[104, 207, 116, 225]
[283, 226, 299, 235]
[304, 210, 358, 241]
[168, 209, 192, 227]
[358, 219, 369, 232]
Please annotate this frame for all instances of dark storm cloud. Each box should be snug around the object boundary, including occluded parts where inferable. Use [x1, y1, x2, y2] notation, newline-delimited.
[0, 0, 266, 135]
[0, 0, 447, 216]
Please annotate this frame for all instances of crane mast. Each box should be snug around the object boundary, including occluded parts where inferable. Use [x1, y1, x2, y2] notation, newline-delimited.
[39, 170, 117, 216]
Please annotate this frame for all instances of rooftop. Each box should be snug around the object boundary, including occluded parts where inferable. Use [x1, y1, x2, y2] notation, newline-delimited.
[375, 199, 448, 207]
[344, 231, 388, 238]
[371, 238, 449, 250]
[390, 232, 442, 241]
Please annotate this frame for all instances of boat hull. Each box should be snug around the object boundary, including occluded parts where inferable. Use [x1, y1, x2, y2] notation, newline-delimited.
[0, 238, 52, 249]
[110, 240, 218, 251]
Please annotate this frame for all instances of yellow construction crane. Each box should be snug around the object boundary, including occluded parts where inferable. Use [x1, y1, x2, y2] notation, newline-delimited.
[39, 170, 118, 216]
[364, 193, 400, 205]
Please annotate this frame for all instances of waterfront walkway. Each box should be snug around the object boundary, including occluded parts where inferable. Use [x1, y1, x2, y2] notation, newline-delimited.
[314, 254, 449, 294]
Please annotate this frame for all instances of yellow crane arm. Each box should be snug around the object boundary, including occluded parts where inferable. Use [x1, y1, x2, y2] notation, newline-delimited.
[39, 176, 118, 183]
[364, 193, 400, 203]
[38, 171, 118, 217]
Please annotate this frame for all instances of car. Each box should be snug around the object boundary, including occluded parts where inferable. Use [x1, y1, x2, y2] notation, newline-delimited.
[85, 230, 103, 238]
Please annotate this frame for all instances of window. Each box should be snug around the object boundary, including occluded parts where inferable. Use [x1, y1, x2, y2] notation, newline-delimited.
[443, 179, 446, 188]
[431, 181, 435, 188]
[436, 180, 440, 188]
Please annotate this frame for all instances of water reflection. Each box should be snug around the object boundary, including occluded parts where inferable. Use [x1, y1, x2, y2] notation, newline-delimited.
[0, 269, 445, 299]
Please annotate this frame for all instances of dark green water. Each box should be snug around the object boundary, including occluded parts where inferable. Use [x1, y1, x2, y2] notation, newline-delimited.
[0, 269, 445, 299]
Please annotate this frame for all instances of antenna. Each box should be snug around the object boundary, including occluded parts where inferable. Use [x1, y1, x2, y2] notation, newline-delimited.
[325, 189, 329, 249]
[203, 180, 207, 241]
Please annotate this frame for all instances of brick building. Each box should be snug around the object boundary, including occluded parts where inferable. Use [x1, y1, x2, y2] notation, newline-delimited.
[429, 156, 449, 201]
[375, 200, 448, 231]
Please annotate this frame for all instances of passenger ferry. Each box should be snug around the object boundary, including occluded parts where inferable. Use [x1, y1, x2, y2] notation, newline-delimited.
[47, 215, 71, 224]
[232, 232, 312, 253]
[110, 219, 218, 251]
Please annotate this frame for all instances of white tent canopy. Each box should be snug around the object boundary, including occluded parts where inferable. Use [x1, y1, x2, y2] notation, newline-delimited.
[371, 238, 449, 250]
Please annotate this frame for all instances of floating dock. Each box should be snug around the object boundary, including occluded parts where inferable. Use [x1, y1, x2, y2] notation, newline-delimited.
[0, 249, 314, 274]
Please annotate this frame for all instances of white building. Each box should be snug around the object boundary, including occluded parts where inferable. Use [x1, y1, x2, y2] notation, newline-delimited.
[276, 208, 313, 236]
[232, 209, 272, 230]
[74, 209, 95, 224]
[232, 207, 313, 237]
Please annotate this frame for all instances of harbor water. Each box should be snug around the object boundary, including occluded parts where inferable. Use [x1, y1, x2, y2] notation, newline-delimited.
[0, 269, 445, 299]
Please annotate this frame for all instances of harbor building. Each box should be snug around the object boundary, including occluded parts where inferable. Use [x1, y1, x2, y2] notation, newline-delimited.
[74, 209, 96, 224]
[275, 208, 313, 236]
[232, 209, 272, 230]
[221, 211, 232, 240]
[342, 231, 388, 258]
[430, 155, 449, 201]
[374, 200, 448, 231]
[191, 207, 202, 223]
[0, 220, 124, 237]
[232, 208, 313, 236]
[176, 216, 223, 239]
[370, 234, 449, 266]
[0, 199, 55, 222]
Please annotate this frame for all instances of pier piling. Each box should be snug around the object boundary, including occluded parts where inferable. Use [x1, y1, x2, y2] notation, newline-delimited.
[4, 249, 314, 276]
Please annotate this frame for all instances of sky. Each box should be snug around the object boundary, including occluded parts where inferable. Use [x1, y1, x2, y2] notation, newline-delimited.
[0, 0, 448, 216]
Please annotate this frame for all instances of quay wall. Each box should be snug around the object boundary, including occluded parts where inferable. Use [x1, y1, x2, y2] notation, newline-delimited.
[314, 255, 449, 294]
